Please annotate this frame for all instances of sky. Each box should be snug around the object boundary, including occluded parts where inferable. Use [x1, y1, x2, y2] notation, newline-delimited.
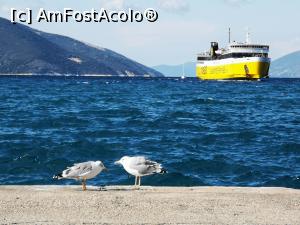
[0, 0, 299, 67]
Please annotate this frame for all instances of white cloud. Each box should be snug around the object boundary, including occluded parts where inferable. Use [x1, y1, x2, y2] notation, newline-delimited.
[112, 20, 215, 65]
[98, 0, 140, 11]
[271, 37, 300, 59]
[99, 0, 125, 10]
[0, 0, 46, 18]
[0, 5, 9, 12]
[0, 0, 12, 18]
[99, 0, 190, 13]
[157, 0, 189, 13]
[223, 0, 252, 6]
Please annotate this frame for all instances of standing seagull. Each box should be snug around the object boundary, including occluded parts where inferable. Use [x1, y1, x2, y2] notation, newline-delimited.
[115, 156, 167, 186]
[53, 161, 107, 191]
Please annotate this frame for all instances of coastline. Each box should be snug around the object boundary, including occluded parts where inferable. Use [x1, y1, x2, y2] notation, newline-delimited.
[0, 74, 152, 77]
[1, 186, 299, 225]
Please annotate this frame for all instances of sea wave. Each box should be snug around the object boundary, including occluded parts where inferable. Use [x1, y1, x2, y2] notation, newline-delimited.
[0, 77, 299, 188]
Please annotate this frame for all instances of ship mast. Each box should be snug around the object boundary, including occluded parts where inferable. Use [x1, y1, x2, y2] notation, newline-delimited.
[246, 27, 251, 44]
[228, 27, 231, 44]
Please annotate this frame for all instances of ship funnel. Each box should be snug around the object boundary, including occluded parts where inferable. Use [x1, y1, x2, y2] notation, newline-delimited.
[210, 42, 219, 57]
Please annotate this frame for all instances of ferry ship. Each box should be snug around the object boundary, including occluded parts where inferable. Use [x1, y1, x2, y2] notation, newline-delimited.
[196, 30, 270, 80]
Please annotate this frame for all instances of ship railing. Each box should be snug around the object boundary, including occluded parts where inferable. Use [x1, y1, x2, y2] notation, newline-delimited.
[197, 52, 210, 57]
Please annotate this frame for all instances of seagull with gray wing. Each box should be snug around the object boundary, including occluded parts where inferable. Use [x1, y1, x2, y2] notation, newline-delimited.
[53, 161, 107, 191]
[115, 156, 167, 186]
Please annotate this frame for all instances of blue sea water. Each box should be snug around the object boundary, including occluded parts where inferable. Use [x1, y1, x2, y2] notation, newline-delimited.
[0, 76, 299, 188]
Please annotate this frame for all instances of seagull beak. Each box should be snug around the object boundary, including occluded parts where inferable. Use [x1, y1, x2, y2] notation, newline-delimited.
[103, 167, 108, 172]
[114, 160, 121, 165]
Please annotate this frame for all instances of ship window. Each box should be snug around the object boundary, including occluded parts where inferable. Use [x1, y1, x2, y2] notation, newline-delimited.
[197, 56, 212, 61]
[219, 52, 269, 59]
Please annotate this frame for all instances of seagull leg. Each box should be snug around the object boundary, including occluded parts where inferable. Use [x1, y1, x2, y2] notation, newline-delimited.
[138, 176, 141, 186]
[82, 179, 87, 191]
[134, 176, 137, 186]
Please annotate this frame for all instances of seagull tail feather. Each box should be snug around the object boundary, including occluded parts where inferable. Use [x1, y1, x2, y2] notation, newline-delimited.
[159, 168, 167, 174]
[53, 173, 63, 179]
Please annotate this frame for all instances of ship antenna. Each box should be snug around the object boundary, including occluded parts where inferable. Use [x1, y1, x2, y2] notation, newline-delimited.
[246, 27, 251, 44]
[229, 27, 231, 44]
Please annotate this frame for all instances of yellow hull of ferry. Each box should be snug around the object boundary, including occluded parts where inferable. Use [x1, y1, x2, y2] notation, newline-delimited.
[196, 60, 270, 80]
